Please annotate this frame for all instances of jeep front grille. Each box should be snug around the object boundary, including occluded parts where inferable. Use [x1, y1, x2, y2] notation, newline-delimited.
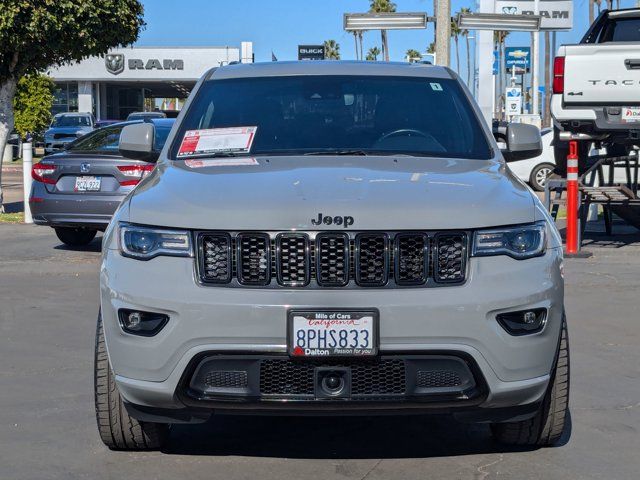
[197, 231, 468, 288]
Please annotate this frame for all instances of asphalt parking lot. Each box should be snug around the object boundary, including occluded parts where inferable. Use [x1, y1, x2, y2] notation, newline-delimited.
[1, 224, 639, 480]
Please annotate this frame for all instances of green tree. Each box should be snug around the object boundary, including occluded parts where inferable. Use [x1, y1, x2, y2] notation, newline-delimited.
[13, 74, 55, 140]
[405, 49, 422, 63]
[366, 46, 381, 61]
[451, 16, 462, 74]
[459, 7, 472, 87]
[0, 0, 145, 212]
[369, 0, 396, 62]
[427, 42, 436, 54]
[324, 39, 340, 60]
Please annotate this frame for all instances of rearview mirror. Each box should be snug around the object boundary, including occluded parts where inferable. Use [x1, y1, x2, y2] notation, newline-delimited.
[501, 123, 542, 162]
[119, 123, 159, 162]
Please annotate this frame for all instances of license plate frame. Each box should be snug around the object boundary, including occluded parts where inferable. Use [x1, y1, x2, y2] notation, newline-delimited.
[74, 175, 101, 192]
[622, 107, 640, 123]
[287, 309, 379, 358]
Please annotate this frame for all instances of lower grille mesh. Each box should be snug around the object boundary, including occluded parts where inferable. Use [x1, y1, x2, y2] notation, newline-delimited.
[417, 370, 462, 388]
[259, 358, 406, 397]
[204, 371, 248, 389]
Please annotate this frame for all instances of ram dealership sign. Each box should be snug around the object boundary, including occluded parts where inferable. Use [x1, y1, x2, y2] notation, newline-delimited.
[495, 0, 573, 30]
[48, 47, 241, 81]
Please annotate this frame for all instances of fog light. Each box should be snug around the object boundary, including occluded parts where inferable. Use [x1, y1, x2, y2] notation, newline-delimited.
[523, 311, 537, 324]
[127, 311, 142, 328]
[496, 308, 546, 336]
[118, 309, 169, 336]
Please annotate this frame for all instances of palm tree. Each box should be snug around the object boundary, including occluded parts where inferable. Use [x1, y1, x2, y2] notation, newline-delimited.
[450, 16, 462, 74]
[366, 46, 381, 61]
[459, 7, 472, 87]
[323, 40, 340, 60]
[369, 0, 396, 62]
[405, 49, 422, 63]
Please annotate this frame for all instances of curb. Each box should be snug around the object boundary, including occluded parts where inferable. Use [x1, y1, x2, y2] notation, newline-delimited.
[2, 166, 24, 173]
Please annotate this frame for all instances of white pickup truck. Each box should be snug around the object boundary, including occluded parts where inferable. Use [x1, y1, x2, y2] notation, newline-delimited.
[551, 8, 640, 171]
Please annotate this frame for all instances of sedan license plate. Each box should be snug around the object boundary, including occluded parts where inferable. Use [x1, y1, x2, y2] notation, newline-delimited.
[622, 107, 640, 123]
[288, 310, 378, 357]
[74, 176, 101, 192]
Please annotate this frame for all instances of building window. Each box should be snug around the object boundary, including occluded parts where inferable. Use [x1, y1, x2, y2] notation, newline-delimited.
[52, 83, 79, 115]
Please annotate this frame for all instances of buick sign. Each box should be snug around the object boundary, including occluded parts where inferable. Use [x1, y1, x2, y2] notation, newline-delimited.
[298, 45, 325, 61]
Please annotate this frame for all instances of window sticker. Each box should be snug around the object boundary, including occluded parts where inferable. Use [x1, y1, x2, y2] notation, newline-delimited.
[177, 126, 257, 158]
[430, 82, 443, 91]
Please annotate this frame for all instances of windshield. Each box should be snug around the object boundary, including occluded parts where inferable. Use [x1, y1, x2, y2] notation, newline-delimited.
[69, 123, 172, 154]
[171, 75, 492, 159]
[51, 115, 91, 128]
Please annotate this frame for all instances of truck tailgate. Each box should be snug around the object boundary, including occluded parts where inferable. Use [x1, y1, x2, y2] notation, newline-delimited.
[563, 44, 640, 105]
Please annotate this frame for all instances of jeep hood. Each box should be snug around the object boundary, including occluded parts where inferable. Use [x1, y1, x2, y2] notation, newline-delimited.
[128, 156, 535, 230]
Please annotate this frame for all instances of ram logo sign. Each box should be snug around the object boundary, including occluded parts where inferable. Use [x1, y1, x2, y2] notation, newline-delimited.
[495, 0, 573, 30]
[105, 54, 185, 75]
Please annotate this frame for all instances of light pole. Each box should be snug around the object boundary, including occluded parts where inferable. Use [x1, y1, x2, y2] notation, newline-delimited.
[435, 0, 451, 66]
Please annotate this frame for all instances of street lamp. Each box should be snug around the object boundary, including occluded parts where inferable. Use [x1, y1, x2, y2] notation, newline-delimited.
[455, 13, 541, 31]
[343, 12, 430, 31]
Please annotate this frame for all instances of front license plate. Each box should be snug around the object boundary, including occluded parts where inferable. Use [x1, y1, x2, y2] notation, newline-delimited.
[288, 310, 378, 357]
[74, 176, 101, 192]
[622, 107, 640, 123]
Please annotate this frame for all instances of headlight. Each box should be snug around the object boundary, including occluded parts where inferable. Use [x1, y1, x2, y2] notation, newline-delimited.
[119, 223, 192, 260]
[472, 222, 546, 259]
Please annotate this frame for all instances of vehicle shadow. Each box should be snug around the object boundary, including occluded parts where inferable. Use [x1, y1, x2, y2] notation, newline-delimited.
[53, 235, 102, 253]
[162, 414, 545, 459]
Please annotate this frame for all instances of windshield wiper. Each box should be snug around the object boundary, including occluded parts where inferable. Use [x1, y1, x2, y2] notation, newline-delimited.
[304, 150, 369, 156]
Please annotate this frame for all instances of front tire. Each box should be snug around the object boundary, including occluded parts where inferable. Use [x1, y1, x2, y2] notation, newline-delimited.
[94, 312, 169, 450]
[491, 315, 570, 447]
[54, 227, 97, 247]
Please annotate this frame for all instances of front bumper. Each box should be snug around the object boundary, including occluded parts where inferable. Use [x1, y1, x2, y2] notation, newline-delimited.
[100, 245, 564, 418]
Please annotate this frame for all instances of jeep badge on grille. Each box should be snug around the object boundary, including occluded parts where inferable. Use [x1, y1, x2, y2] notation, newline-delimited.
[312, 213, 354, 228]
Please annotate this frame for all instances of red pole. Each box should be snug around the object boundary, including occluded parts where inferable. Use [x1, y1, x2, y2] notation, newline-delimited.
[565, 141, 579, 254]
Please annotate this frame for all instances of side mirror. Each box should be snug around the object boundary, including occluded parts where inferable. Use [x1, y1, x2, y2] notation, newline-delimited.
[119, 123, 159, 162]
[501, 123, 542, 162]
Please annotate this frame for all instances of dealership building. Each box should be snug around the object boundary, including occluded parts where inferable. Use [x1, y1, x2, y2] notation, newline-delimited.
[47, 42, 253, 120]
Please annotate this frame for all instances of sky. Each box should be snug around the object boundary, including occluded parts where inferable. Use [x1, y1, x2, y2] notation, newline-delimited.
[136, 0, 640, 70]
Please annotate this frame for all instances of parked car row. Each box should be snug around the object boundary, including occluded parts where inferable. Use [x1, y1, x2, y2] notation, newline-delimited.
[43, 111, 168, 155]
[31, 118, 174, 246]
